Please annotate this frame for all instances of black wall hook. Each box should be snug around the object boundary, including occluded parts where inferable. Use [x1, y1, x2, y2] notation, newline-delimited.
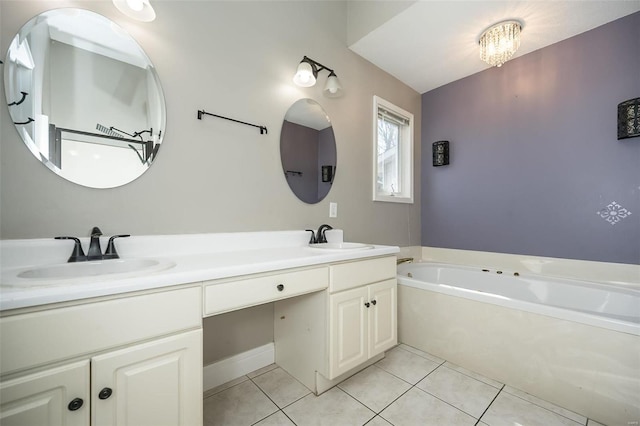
[14, 117, 34, 125]
[197, 109, 267, 135]
[8, 91, 28, 106]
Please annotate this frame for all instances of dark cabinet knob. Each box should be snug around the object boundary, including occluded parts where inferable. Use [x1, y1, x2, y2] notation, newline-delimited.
[98, 387, 113, 400]
[364, 302, 370, 308]
[277, 284, 284, 292]
[68, 398, 84, 411]
[371, 300, 377, 305]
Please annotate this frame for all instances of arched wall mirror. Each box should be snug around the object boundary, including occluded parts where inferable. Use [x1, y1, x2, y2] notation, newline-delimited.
[280, 99, 337, 204]
[3, 8, 166, 188]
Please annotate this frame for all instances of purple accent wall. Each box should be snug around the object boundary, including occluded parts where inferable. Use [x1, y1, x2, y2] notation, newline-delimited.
[281, 120, 319, 204]
[281, 121, 336, 204]
[318, 126, 337, 197]
[421, 12, 640, 265]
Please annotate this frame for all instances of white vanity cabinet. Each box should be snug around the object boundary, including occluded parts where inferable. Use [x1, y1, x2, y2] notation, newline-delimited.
[274, 256, 397, 394]
[329, 278, 397, 378]
[0, 232, 400, 424]
[0, 287, 203, 426]
[328, 257, 397, 378]
[91, 330, 201, 426]
[203, 267, 328, 316]
[0, 360, 90, 426]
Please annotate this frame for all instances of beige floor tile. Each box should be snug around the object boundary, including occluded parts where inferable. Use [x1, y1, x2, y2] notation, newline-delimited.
[398, 343, 445, 364]
[503, 386, 587, 424]
[247, 363, 279, 379]
[365, 415, 393, 426]
[283, 386, 375, 426]
[375, 346, 440, 384]
[417, 365, 500, 418]
[481, 392, 583, 426]
[203, 380, 278, 426]
[443, 361, 503, 389]
[380, 387, 476, 426]
[254, 411, 296, 426]
[338, 365, 411, 413]
[203, 375, 249, 398]
[252, 367, 311, 408]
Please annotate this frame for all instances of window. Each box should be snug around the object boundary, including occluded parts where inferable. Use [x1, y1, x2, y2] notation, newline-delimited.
[373, 96, 414, 203]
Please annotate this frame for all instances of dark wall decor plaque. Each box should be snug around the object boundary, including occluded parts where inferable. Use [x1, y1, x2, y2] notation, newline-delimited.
[618, 97, 640, 140]
[432, 141, 450, 166]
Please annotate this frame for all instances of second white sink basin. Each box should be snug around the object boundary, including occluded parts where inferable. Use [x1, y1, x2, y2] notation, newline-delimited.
[15, 258, 175, 282]
[308, 242, 374, 251]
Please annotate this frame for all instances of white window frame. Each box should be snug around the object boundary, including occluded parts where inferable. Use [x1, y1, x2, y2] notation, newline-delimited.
[372, 95, 414, 203]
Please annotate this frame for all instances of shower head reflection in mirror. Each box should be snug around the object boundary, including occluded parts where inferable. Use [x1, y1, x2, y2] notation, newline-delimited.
[3, 8, 166, 188]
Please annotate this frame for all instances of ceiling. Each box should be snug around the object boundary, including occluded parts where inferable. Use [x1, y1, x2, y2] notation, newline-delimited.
[348, 1, 640, 94]
[285, 99, 332, 131]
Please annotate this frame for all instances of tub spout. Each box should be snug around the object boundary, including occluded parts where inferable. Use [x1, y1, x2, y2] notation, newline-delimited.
[397, 257, 414, 265]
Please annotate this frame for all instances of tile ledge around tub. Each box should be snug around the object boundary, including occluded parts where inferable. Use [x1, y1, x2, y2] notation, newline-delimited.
[416, 247, 640, 288]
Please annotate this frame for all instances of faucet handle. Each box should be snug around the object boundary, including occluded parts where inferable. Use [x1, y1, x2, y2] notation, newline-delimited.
[55, 236, 87, 262]
[305, 229, 317, 244]
[103, 235, 131, 260]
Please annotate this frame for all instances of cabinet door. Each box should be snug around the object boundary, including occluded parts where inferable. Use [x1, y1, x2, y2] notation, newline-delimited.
[329, 286, 369, 379]
[0, 360, 89, 426]
[92, 329, 202, 426]
[368, 279, 397, 357]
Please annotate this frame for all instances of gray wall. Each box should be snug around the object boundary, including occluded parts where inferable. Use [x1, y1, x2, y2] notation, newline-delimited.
[1, 1, 421, 366]
[0, 0, 421, 248]
[421, 12, 640, 265]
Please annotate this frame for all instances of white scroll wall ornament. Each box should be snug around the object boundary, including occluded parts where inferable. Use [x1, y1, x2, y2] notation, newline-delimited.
[597, 201, 632, 225]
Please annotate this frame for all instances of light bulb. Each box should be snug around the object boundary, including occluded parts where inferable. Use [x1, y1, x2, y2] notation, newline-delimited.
[113, 0, 156, 22]
[323, 73, 343, 98]
[293, 61, 316, 87]
[126, 0, 145, 12]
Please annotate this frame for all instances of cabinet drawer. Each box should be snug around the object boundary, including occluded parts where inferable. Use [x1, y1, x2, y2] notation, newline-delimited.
[0, 287, 202, 376]
[329, 256, 396, 293]
[204, 267, 328, 316]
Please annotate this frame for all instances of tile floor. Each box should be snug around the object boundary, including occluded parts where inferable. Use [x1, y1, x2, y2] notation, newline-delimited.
[203, 344, 606, 426]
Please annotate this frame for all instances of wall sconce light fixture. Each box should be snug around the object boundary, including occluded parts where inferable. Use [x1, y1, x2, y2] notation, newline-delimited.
[432, 141, 450, 166]
[112, 0, 156, 22]
[293, 56, 343, 98]
[618, 97, 640, 140]
[478, 20, 522, 67]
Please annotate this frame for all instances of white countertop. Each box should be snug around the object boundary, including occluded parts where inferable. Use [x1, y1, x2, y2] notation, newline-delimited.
[0, 230, 399, 311]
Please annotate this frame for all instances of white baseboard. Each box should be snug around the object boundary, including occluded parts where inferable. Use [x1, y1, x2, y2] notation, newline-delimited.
[203, 343, 275, 392]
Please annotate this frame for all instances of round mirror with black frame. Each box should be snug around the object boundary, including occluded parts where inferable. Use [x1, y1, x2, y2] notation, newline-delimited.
[280, 99, 337, 204]
[3, 8, 166, 188]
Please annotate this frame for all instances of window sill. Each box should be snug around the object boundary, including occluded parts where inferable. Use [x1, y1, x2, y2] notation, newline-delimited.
[373, 194, 414, 204]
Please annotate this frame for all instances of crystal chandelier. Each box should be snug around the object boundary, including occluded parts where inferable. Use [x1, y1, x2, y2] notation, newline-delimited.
[479, 21, 522, 67]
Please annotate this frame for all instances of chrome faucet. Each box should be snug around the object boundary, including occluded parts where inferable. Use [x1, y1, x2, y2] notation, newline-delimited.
[87, 227, 103, 260]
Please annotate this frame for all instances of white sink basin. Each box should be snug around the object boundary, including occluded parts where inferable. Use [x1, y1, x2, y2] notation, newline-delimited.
[13, 258, 175, 283]
[308, 242, 374, 251]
